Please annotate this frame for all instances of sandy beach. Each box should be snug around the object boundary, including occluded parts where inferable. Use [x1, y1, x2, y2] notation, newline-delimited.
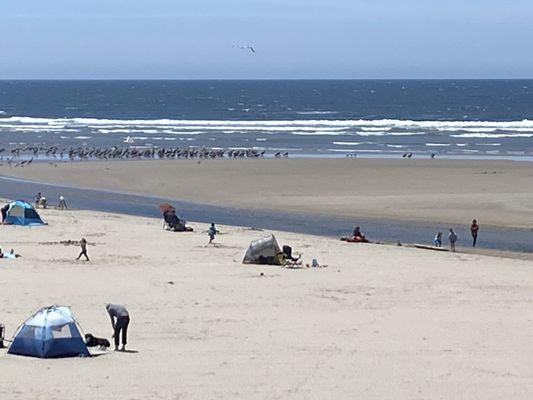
[1, 206, 533, 399]
[2, 158, 532, 229]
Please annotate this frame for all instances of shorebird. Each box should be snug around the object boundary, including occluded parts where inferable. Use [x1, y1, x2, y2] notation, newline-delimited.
[233, 44, 256, 53]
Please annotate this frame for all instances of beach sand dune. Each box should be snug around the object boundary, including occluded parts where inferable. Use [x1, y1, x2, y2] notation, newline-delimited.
[1, 207, 533, 399]
[2, 158, 532, 228]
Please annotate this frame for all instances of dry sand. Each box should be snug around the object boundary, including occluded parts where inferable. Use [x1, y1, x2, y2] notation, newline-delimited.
[2, 158, 532, 228]
[1, 207, 533, 399]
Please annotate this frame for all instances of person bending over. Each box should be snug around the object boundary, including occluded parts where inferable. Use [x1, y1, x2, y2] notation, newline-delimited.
[106, 303, 130, 351]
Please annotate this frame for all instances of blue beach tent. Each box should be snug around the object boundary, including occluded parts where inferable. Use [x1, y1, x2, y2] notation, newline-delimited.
[8, 306, 90, 358]
[4, 200, 45, 225]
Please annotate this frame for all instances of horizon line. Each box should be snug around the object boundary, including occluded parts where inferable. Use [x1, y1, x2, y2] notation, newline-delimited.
[1, 77, 533, 81]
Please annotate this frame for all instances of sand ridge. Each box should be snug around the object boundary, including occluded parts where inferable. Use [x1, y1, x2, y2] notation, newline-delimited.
[2, 158, 532, 229]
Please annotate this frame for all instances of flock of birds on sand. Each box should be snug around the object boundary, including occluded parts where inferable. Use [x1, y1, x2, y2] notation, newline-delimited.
[347, 152, 436, 159]
[0, 145, 437, 167]
[0, 145, 292, 167]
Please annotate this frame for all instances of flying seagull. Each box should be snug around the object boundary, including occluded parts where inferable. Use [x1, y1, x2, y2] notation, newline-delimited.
[233, 44, 256, 53]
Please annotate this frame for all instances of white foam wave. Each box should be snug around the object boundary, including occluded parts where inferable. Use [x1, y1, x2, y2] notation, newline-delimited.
[357, 131, 426, 137]
[296, 111, 338, 115]
[332, 141, 363, 146]
[292, 131, 348, 136]
[356, 131, 386, 136]
[2, 116, 533, 131]
[2, 117, 533, 143]
[451, 133, 533, 138]
[426, 143, 450, 147]
[360, 127, 390, 132]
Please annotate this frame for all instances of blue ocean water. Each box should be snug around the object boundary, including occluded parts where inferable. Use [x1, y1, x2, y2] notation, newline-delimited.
[1, 80, 533, 158]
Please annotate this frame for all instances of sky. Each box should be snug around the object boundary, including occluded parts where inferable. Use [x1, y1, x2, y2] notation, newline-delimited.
[1, 0, 532, 79]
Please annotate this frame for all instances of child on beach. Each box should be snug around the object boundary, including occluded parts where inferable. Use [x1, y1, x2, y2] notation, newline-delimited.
[448, 229, 457, 252]
[208, 223, 219, 244]
[433, 232, 442, 247]
[76, 237, 89, 261]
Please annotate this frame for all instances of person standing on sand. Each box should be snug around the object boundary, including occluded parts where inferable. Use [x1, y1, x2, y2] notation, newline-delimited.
[34, 192, 42, 208]
[448, 229, 457, 252]
[208, 222, 219, 244]
[433, 232, 442, 247]
[76, 237, 89, 261]
[58, 195, 67, 210]
[106, 303, 130, 351]
[470, 219, 479, 247]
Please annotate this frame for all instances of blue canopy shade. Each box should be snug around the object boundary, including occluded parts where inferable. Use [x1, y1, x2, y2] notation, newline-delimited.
[4, 200, 45, 226]
[8, 306, 90, 358]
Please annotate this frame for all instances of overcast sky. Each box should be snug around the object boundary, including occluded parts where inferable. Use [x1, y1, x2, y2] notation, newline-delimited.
[1, 0, 532, 79]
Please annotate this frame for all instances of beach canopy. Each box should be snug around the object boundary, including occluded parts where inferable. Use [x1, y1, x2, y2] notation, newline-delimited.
[4, 200, 45, 226]
[159, 203, 175, 213]
[8, 305, 90, 358]
[243, 234, 284, 265]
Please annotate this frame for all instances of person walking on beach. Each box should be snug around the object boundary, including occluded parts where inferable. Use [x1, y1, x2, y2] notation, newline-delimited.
[208, 222, 219, 244]
[76, 237, 89, 261]
[448, 229, 457, 252]
[470, 219, 479, 247]
[433, 232, 442, 247]
[106, 303, 130, 351]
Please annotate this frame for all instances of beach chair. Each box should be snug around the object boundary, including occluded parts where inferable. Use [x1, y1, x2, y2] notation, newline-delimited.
[282, 245, 302, 267]
[162, 212, 173, 230]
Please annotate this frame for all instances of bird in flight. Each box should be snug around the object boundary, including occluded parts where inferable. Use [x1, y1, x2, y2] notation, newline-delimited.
[233, 44, 256, 53]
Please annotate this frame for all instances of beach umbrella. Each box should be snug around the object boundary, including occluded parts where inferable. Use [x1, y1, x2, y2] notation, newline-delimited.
[159, 203, 175, 213]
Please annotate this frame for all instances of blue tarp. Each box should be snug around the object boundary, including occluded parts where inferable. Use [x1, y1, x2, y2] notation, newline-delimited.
[8, 306, 90, 358]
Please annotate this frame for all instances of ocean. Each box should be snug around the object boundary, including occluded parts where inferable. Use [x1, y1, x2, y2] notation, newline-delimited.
[1, 80, 533, 159]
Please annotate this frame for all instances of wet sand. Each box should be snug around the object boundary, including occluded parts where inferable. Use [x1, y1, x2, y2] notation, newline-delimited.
[1, 158, 532, 229]
[1, 207, 533, 399]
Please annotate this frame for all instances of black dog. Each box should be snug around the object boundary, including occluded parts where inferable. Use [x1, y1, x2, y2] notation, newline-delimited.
[85, 333, 111, 349]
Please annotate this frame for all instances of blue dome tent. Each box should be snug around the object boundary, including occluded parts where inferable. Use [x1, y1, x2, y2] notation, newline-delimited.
[4, 200, 46, 225]
[8, 306, 90, 358]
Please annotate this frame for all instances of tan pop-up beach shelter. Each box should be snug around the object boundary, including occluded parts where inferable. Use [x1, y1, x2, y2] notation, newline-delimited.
[243, 234, 284, 265]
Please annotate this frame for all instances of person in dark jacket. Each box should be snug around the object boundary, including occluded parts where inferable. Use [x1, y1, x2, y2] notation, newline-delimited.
[76, 238, 89, 261]
[1, 203, 9, 223]
[106, 303, 130, 351]
[470, 219, 479, 247]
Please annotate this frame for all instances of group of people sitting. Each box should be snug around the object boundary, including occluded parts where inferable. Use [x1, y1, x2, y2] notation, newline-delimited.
[0, 247, 22, 259]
